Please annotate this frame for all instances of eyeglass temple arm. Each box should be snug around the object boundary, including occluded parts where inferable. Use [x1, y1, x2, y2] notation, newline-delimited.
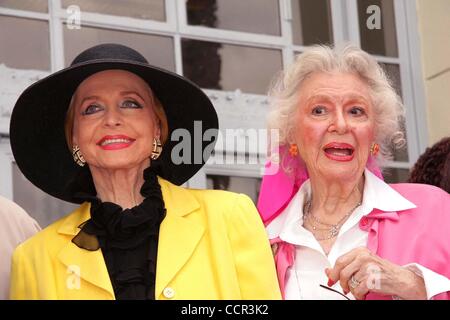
[319, 284, 351, 300]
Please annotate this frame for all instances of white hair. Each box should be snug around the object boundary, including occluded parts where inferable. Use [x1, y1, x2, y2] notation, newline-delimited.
[267, 44, 405, 165]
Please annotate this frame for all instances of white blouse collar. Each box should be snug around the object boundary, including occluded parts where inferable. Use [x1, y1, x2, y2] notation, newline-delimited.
[266, 169, 417, 240]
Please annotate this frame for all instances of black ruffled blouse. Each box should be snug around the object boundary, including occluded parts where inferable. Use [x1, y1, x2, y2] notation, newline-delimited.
[72, 166, 166, 300]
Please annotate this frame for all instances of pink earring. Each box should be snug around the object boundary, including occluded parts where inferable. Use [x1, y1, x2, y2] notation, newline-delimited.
[289, 144, 298, 157]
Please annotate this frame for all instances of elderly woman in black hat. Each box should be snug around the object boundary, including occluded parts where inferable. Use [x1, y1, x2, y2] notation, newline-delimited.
[9, 44, 280, 300]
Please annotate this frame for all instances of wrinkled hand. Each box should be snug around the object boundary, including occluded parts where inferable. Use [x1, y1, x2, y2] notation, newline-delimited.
[325, 247, 426, 300]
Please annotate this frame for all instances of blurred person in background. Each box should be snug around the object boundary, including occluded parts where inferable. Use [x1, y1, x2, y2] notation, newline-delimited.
[0, 195, 40, 299]
[409, 137, 450, 193]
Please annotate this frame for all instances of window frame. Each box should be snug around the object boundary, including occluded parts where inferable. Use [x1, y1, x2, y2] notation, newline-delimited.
[342, 0, 428, 170]
[0, 0, 429, 194]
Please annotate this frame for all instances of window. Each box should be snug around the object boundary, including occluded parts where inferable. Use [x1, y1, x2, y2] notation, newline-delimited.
[0, 0, 47, 13]
[357, 0, 398, 57]
[382, 168, 410, 184]
[181, 39, 282, 94]
[291, 0, 333, 46]
[0, 0, 428, 215]
[207, 175, 261, 203]
[0, 15, 50, 70]
[64, 26, 175, 71]
[186, 0, 281, 36]
[61, 0, 166, 21]
[354, 0, 414, 178]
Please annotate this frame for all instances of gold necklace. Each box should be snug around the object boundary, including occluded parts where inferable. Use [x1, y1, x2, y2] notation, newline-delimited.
[303, 199, 361, 241]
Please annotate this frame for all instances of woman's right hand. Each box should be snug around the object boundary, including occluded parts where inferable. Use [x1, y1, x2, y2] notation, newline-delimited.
[326, 247, 427, 300]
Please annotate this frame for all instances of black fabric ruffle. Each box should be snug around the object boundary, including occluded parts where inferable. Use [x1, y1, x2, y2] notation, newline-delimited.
[72, 165, 166, 300]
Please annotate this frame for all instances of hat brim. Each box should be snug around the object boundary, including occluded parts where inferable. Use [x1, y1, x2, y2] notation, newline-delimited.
[10, 59, 218, 204]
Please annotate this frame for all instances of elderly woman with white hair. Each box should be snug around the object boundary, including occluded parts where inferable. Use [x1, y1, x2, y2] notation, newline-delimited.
[257, 45, 450, 300]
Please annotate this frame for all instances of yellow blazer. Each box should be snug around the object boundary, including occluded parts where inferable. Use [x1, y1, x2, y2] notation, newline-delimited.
[10, 177, 281, 300]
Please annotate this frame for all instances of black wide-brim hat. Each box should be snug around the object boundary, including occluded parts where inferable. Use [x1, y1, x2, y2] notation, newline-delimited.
[10, 43, 218, 204]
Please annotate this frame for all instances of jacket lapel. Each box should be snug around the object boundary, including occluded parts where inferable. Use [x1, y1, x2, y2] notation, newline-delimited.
[55, 178, 204, 299]
[56, 203, 115, 298]
[366, 209, 400, 222]
[57, 240, 115, 298]
[155, 178, 204, 298]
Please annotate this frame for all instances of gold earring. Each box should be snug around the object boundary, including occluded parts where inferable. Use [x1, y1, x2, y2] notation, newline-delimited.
[151, 137, 162, 160]
[370, 142, 380, 156]
[72, 145, 86, 167]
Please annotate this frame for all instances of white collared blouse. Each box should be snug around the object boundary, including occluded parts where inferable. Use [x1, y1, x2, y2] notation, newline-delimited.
[266, 169, 450, 299]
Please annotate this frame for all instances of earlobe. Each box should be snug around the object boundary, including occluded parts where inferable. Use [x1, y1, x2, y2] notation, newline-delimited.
[155, 125, 161, 140]
[72, 135, 78, 147]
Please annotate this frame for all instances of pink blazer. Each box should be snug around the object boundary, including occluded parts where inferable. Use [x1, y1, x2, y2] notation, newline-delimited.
[269, 183, 450, 300]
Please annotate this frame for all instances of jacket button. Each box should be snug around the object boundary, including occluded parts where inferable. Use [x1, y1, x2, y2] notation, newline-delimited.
[163, 287, 175, 299]
[360, 217, 369, 228]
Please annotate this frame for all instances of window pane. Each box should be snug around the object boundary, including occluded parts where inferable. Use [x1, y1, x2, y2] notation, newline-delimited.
[12, 163, 78, 228]
[186, 0, 280, 36]
[182, 39, 282, 94]
[380, 63, 402, 97]
[64, 26, 175, 72]
[0, 15, 50, 70]
[62, 0, 166, 21]
[382, 167, 410, 183]
[0, 0, 47, 12]
[358, 0, 398, 57]
[292, 0, 333, 46]
[207, 175, 261, 203]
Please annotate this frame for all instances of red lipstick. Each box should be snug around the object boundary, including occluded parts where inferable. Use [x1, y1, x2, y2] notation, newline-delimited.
[96, 135, 135, 150]
[323, 142, 355, 162]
